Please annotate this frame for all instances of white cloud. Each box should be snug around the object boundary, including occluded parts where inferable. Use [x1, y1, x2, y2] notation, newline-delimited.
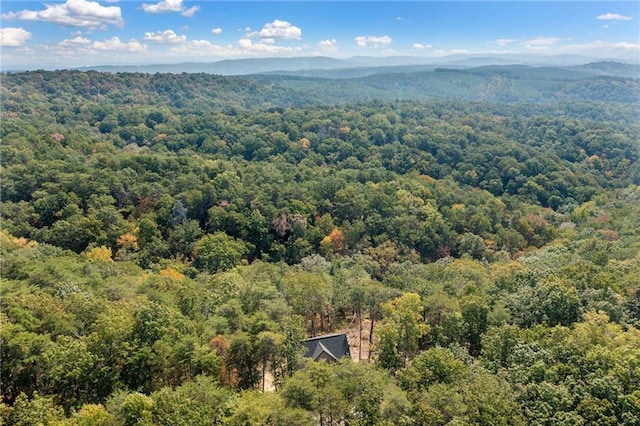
[168, 38, 301, 58]
[560, 40, 640, 57]
[237, 37, 302, 54]
[247, 20, 302, 40]
[143, 29, 187, 44]
[211, 27, 222, 35]
[597, 13, 632, 21]
[412, 43, 432, 50]
[493, 38, 518, 46]
[524, 36, 560, 46]
[433, 48, 470, 56]
[182, 6, 200, 18]
[237, 38, 252, 49]
[58, 36, 91, 47]
[181, 6, 199, 17]
[91, 37, 147, 52]
[522, 36, 560, 51]
[1, 0, 123, 29]
[316, 39, 337, 54]
[142, 0, 200, 17]
[190, 40, 213, 47]
[142, 0, 183, 13]
[0, 27, 32, 47]
[168, 39, 237, 56]
[355, 35, 392, 48]
[52, 35, 146, 59]
[232, 19, 304, 55]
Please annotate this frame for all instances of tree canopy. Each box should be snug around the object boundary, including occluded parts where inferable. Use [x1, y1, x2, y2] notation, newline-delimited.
[1, 67, 639, 425]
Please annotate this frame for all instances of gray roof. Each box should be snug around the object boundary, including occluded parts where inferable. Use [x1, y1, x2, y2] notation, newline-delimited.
[303, 333, 351, 362]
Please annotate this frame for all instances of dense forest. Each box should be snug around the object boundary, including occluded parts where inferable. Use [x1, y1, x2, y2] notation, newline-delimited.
[1, 65, 640, 425]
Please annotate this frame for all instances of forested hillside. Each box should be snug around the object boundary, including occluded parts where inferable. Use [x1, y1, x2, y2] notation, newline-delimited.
[1, 68, 639, 425]
[249, 65, 640, 104]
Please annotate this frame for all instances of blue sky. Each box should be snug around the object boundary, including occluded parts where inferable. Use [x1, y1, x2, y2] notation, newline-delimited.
[1, 1, 639, 69]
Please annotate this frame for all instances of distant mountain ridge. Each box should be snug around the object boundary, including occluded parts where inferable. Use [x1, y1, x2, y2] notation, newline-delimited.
[73, 54, 639, 78]
[573, 61, 640, 78]
[243, 63, 639, 104]
[7, 62, 636, 109]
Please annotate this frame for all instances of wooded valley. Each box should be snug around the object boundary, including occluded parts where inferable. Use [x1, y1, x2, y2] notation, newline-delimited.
[1, 64, 639, 425]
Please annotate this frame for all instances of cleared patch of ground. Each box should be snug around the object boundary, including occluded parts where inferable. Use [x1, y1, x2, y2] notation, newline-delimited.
[343, 316, 372, 363]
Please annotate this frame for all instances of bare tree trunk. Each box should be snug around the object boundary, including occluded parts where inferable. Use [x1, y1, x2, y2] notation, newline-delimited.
[368, 317, 375, 362]
[369, 317, 375, 344]
[358, 308, 362, 361]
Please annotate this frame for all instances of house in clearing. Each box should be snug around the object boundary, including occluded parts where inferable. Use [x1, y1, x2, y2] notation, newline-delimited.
[303, 333, 351, 362]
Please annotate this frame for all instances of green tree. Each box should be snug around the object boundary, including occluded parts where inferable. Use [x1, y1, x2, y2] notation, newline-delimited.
[398, 347, 468, 393]
[481, 324, 521, 370]
[168, 219, 202, 259]
[41, 335, 98, 410]
[227, 331, 260, 390]
[225, 391, 314, 426]
[3, 392, 65, 426]
[194, 232, 247, 273]
[461, 297, 489, 356]
[0, 322, 50, 405]
[462, 368, 526, 425]
[281, 270, 333, 335]
[73, 403, 112, 426]
[151, 376, 229, 426]
[575, 397, 618, 426]
[256, 331, 284, 392]
[376, 293, 429, 370]
[110, 392, 154, 426]
[423, 293, 464, 348]
[281, 361, 387, 426]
